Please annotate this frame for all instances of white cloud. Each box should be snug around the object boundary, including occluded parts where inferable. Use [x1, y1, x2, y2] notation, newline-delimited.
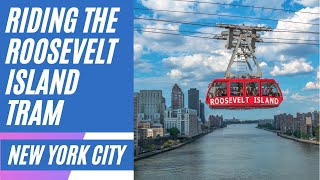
[135, 60, 153, 73]
[281, 88, 290, 99]
[139, 0, 236, 20]
[291, 93, 306, 101]
[163, 51, 230, 82]
[304, 66, 320, 90]
[259, 62, 268, 67]
[167, 69, 183, 78]
[142, 23, 180, 40]
[256, 7, 319, 61]
[282, 88, 290, 95]
[139, 0, 198, 20]
[291, 92, 319, 102]
[134, 44, 143, 61]
[135, 25, 224, 55]
[270, 58, 314, 76]
[134, 23, 226, 77]
[140, 0, 195, 13]
[293, 0, 319, 7]
[305, 81, 320, 89]
[134, 43, 153, 73]
[258, 61, 275, 77]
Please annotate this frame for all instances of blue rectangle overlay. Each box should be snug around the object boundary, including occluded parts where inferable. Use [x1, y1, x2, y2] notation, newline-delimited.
[1, 140, 133, 170]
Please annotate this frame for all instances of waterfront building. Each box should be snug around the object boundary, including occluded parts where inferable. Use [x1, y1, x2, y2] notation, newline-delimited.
[273, 115, 280, 130]
[151, 123, 164, 137]
[164, 108, 178, 130]
[171, 84, 184, 110]
[279, 113, 288, 133]
[296, 112, 312, 135]
[138, 128, 148, 140]
[293, 117, 301, 132]
[199, 100, 205, 124]
[138, 128, 154, 139]
[164, 108, 199, 137]
[188, 88, 199, 116]
[274, 111, 319, 137]
[208, 115, 224, 128]
[137, 90, 166, 124]
[312, 111, 319, 126]
[147, 129, 154, 138]
[138, 121, 164, 139]
[138, 120, 151, 129]
[287, 114, 294, 132]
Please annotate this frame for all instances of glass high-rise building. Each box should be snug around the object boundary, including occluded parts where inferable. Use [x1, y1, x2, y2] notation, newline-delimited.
[171, 84, 184, 110]
[188, 88, 199, 116]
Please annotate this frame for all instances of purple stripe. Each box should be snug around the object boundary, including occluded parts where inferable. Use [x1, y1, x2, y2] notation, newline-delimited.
[0, 132, 85, 180]
[0, 133, 84, 140]
[0, 171, 72, 180]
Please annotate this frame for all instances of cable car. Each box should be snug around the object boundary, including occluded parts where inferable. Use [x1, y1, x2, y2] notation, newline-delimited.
[203, 23, 284, 110]
[205, 78, 283, 109]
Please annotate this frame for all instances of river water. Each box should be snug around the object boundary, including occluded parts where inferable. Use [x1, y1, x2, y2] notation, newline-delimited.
[135, 124, 319, 180]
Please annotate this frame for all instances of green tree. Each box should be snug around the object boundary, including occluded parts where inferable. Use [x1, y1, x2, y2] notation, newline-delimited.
[257, 123, 274, 130]
[293, 130, 301, 138]
[265, 123, 274, 130]
[301, 132, 310, 139]
[285, 131, 292, 136]
[145, 144, 156, 151]
[314, 126, 319, 140]
[167, 127, 180, 138]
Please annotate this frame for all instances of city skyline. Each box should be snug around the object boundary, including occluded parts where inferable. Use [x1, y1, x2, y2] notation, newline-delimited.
[134, 0, 319, 120]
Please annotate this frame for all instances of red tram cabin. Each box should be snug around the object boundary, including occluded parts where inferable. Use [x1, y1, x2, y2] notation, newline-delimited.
[205, 78, 283, 109]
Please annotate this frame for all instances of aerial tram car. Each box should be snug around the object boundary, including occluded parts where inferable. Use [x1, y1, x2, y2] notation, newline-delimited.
[206, 78, 283, 109]
[205, 24, 283, 109]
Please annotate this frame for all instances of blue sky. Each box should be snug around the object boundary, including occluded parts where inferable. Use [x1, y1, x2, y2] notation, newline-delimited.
[134, 0, 319, 120]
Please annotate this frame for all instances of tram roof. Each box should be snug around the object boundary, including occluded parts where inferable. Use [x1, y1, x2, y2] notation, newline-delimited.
[211, 78, 277, 82]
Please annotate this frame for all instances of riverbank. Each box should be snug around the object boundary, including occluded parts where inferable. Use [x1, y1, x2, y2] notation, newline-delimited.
[134, 128, 216, 161]
[257, 127, 319, 145]
[278, 133, 320, 145]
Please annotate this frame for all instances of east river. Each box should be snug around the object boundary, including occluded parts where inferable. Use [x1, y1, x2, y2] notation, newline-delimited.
[135, 124, 319, 180]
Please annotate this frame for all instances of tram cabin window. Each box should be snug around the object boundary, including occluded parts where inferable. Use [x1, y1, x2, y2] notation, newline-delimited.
[231, 82, 244, 96]
[208, 82, 227, 98]
[262, 82, 280, 97]
[246, 82, 259, 96]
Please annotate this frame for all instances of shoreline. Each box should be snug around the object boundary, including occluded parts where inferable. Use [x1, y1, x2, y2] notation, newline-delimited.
[277, 133, 320, 145]
[257, 127, 319, 145]
[134, 128, 216, 161]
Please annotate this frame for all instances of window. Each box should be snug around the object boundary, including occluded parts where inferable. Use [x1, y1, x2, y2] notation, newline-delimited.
[230, 82, 243, 96]
[262, 82, 280, 97]
[208, 82, 227, 98]
[246, 82, 259, 96]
